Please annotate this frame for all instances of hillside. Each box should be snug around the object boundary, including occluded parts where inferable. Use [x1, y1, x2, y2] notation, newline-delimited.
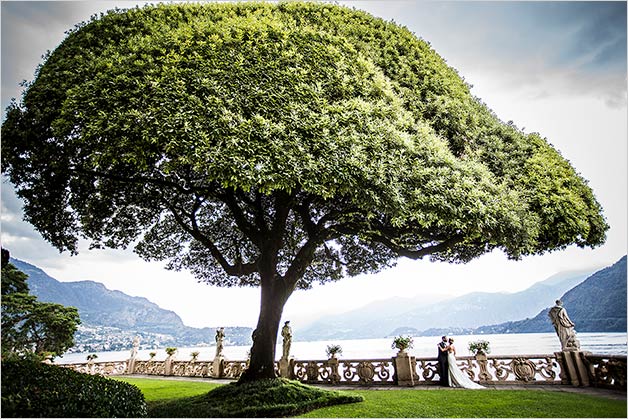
[10, 258, 253, 351]
[477, 256, 627, 334]
[297, 268, 595, 340]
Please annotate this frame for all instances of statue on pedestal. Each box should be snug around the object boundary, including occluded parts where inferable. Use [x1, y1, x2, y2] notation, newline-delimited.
[281, 321, 292, 360]
[130, 335, 140, 359]
[548, 300, 580, 351]
[215, 327, 225, 358]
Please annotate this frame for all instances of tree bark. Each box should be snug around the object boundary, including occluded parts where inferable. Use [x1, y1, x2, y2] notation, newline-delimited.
[238, 274, 290, 383]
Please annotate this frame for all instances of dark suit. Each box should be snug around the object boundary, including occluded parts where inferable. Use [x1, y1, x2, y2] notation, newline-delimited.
[437, 341, 449, 386]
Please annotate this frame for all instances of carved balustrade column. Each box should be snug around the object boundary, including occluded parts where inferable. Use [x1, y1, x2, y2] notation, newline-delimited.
[474, 352, 492, 382]
[327, 356, 341, 385]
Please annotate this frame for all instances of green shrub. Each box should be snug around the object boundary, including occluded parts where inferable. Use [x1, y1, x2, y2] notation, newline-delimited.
[149, 378, 363, 417]
[1, 360, 147, 417]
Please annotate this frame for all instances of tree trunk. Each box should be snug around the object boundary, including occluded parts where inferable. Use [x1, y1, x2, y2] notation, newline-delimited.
[238, 275, 290, 383]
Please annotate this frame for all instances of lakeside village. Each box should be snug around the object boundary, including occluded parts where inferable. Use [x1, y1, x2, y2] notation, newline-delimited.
[68, 325, 182, 354]
[67, 324, 249, 354]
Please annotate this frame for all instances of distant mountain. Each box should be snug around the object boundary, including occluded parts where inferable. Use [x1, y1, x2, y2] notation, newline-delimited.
[297, 268, 596, 341]
[10, 258, 253, 350]
[295, 294, 449, 341]
[477, 256, 627, 334]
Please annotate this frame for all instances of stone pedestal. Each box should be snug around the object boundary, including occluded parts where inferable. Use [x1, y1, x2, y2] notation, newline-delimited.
[394, 351, 415, 386]
[164, 356, 174, 376]
[555, 351, 590, 387]
[212, 356, 224, 378]
[279, 357, 293, 379]
[127, 358, 136, 374]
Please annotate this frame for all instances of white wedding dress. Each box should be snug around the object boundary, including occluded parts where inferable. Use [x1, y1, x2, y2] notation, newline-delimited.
[447, 352, 485, 389]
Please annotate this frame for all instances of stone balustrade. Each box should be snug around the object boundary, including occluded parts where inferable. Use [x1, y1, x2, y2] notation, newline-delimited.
[584, 354, 627, 389]
[56, 352, 626, 391]
[63, 360, 128, 376]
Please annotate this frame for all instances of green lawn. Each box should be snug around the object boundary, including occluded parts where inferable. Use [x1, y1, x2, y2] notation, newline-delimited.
[116, 377, 221, 401]
[115, 377, 627, 418]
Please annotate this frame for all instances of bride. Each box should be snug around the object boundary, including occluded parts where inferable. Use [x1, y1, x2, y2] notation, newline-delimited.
[447, 338, 485, 389]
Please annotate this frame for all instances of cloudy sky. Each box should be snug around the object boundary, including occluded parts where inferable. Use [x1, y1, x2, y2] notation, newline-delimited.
[1, 1, 626, 329]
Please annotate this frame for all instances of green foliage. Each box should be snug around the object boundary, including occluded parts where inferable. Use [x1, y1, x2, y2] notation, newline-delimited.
[1, 360, 147, 417]
[391, 335, 414, 351]
[1, 251, 80, 360]
[1, 256, 29, 295]
[1, 2, 607, 289]
[87, 353, 98, 361]
[326, 344, 343, 358]
[148, 378, 363, 417]
[165, 347, 177, 356]
[468, 340, 491, 355]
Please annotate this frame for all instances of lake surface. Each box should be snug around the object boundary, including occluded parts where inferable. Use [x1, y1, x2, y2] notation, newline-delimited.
[56, 332, 626, 364]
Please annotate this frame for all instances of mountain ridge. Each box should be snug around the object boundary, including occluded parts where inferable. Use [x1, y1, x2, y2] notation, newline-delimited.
[9, 257, 253, 350]
[297, 267, 598, 340]
[476, 256, 627, 334]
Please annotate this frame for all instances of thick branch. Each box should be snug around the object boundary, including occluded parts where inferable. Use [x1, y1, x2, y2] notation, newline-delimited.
[162, 199, 258, 277]
[394, 236, 464, 259]
[72, 166, 193, 195]
[330, 221, 465, 259]
[220, 189, 261, 244]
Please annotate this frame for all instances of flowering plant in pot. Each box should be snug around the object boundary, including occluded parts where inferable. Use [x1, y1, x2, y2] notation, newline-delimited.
[468, 340, 491, 355]
[391, 335, 414, 352]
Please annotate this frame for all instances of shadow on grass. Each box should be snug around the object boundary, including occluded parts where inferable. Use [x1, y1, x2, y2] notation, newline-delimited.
[148, 378, 364, 417]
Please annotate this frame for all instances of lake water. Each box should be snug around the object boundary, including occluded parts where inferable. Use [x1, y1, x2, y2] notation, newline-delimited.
[56, 332, 626, 364]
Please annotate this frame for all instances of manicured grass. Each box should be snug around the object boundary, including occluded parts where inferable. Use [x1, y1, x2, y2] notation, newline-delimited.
[116, 377, 362, 417]
[117, 377, 626, 418]
[298, 388, 627, 418]
[115, 377, 222, 401]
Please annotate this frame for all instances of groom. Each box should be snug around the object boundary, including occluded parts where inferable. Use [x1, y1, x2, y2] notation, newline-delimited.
[437, 335, 449, 386]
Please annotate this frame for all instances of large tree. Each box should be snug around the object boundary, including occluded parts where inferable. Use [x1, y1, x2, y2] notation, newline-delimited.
[1, 249, 81, 359]
[1, 3, 607, 381]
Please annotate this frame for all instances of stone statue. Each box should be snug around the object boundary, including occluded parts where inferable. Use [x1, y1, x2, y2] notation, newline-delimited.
[130, 335, 140, 359]
[215, 327, 225, 358]
[548, 300, 580, 351]
[281, 321, 292, 360]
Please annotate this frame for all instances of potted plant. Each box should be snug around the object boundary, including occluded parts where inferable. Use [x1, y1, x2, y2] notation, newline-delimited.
[391, 336, 414, 353]
[325, 344, 343, 359]
[165, 347, 177, 358]
[86, 353, 98, 362]
[148, 351, 157, 360]
[190, 351, 200, 361]
[468, 340, 491, 356]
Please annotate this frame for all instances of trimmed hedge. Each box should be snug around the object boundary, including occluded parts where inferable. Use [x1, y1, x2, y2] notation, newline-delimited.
[149, 377, 363, 417]
[1, 360, 147, 417]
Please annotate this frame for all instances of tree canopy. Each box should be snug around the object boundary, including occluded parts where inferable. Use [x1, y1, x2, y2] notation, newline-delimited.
[1, 2, 607, 379]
